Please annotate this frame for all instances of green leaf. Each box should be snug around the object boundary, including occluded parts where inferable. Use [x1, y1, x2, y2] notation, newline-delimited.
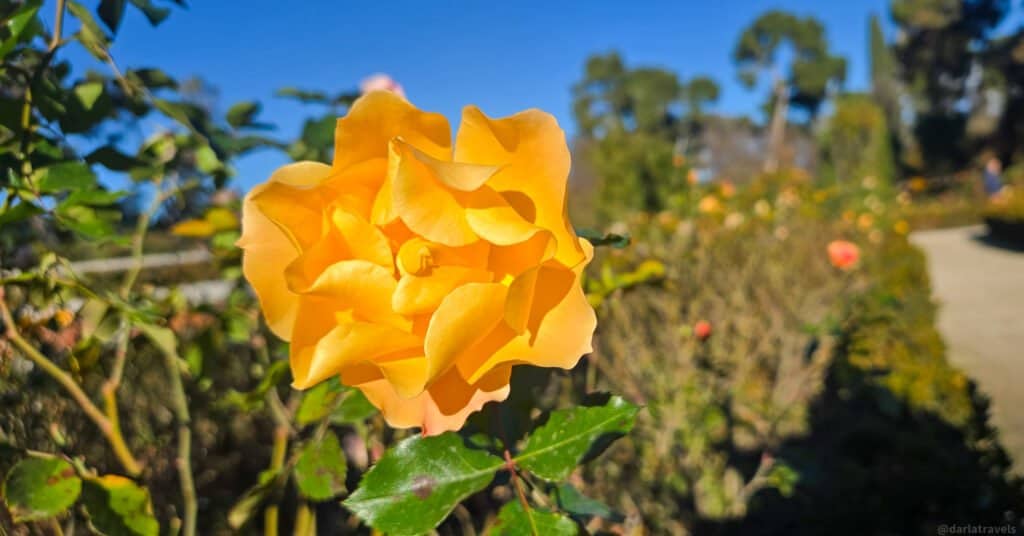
[765, 460, 799, 497]
[517, 395, 639, 481]
[127, 0, 170, 26]
[275, 87, 328, 104]
[34, 162, 96, 193]
[294, 431, 347, 501]
[344, 433, 504, 536]
[86, 146, 144, 171]
[96, 0, 126, 33]
[80, 475, 158, 536]
[576, 228, 630, 249]
[194, 144, 224, 175]
[492, 501, 578, 536]
[554, 483, 617, 521]
[67, 0, 110, 60]
[137, 322, 178, 359]
[0, 1, 41, 59]
[226, 101, 260, 129]
[56, 205, 120, 238]
[0, 200, 42, 226]
[152, 98, 201, 131]
[59, 188, 125, 208]
[2, 456, 81, 522]
[77, 298, 110, 341]
[295, 377, 345, 426]
[288, 115, 335, 161]
[74, 81, 105, 111]
[331, 388, 378, 424]
[126, 68, 177, 89]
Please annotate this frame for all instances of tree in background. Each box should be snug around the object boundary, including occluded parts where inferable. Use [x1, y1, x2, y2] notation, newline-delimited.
[869, 14, 899, 120]
[821, 93, 896, 185]
[573, 52, 719, 218]
[980, 18, 1024, 164]
[679, 76, 721, 157]
[868, 13, 909, 180]
[889, 0, 1009, 173]
[733, 10, 847, 172]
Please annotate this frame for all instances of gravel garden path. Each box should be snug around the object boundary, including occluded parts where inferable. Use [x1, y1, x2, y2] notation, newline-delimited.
[912, 225, 1024, 474]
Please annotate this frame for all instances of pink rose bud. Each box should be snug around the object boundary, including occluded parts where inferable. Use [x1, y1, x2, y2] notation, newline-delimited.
[360, 73, 405, 98]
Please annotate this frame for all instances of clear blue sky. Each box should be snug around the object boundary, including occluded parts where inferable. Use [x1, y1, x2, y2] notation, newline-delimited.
[59, 0, 891, 191]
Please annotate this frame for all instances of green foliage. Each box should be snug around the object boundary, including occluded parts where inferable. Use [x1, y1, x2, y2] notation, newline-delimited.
[840, 230, 992, 426]
[331, 387, 378, 424]
[344, 433, 504, 536]
[733, 10, 846, 117]
[295, 376, 346, 425]
[821, 94, 896, 184]
[33, 162, 96, 193]
[80, 475, 159, 536]
[554, 483, 616, 522]
[2, 456, 160, 535]
[492, 501, 578, 536]
[570, 173, 1023, 533]
[869, 13, 903, 140]
[572, 52, 721, 218]
[344, 396, 637, 534]
[97, 0, 173, 33]
[293, 431, 347, 501]
[2, 456, 81, 522]
[518, 395, 639, 481]
[576, 228, 630, 248]
[226, 101, 261, 129]
[887, 0, 1010, 173]
[0, 2, 41, 59]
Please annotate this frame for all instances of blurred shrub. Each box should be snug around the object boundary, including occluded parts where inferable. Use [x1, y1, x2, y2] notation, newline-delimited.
[983, 165, 1024, 240]
[746, 233, 1023, 533]
[580, 210, 846, 533]
[821, 94, 895, 185]
[571, 174, 1023, 534]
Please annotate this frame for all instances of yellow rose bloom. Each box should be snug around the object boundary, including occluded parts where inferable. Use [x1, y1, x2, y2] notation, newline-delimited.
[238, 91, 596, 435]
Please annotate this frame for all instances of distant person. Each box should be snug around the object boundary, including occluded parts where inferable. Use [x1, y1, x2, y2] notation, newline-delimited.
[983, 157, 1004, 197]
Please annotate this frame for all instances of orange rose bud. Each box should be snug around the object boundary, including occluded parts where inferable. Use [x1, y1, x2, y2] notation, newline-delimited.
[238, 91, 596, 435]
[827, 240, 860, 270]
[694, 320, 712, 341]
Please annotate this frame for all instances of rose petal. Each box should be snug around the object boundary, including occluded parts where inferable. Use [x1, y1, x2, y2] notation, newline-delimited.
[354, 365, 511, 435]
[238, 161, 336, 339]
[464, 186, 546, 246]
[423, 282, 508, 382]
[333, 91, 451, 173]
[293, 321, 424, 390]
[331, 209, 393, 269]
[455, 106, 586, 266]
[302, 260, 408, 330]
[488, 231, 557, 278]
[393, 266, 493, 316]
[390, 140, 481, 246]
[457, 239, 596, 384]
